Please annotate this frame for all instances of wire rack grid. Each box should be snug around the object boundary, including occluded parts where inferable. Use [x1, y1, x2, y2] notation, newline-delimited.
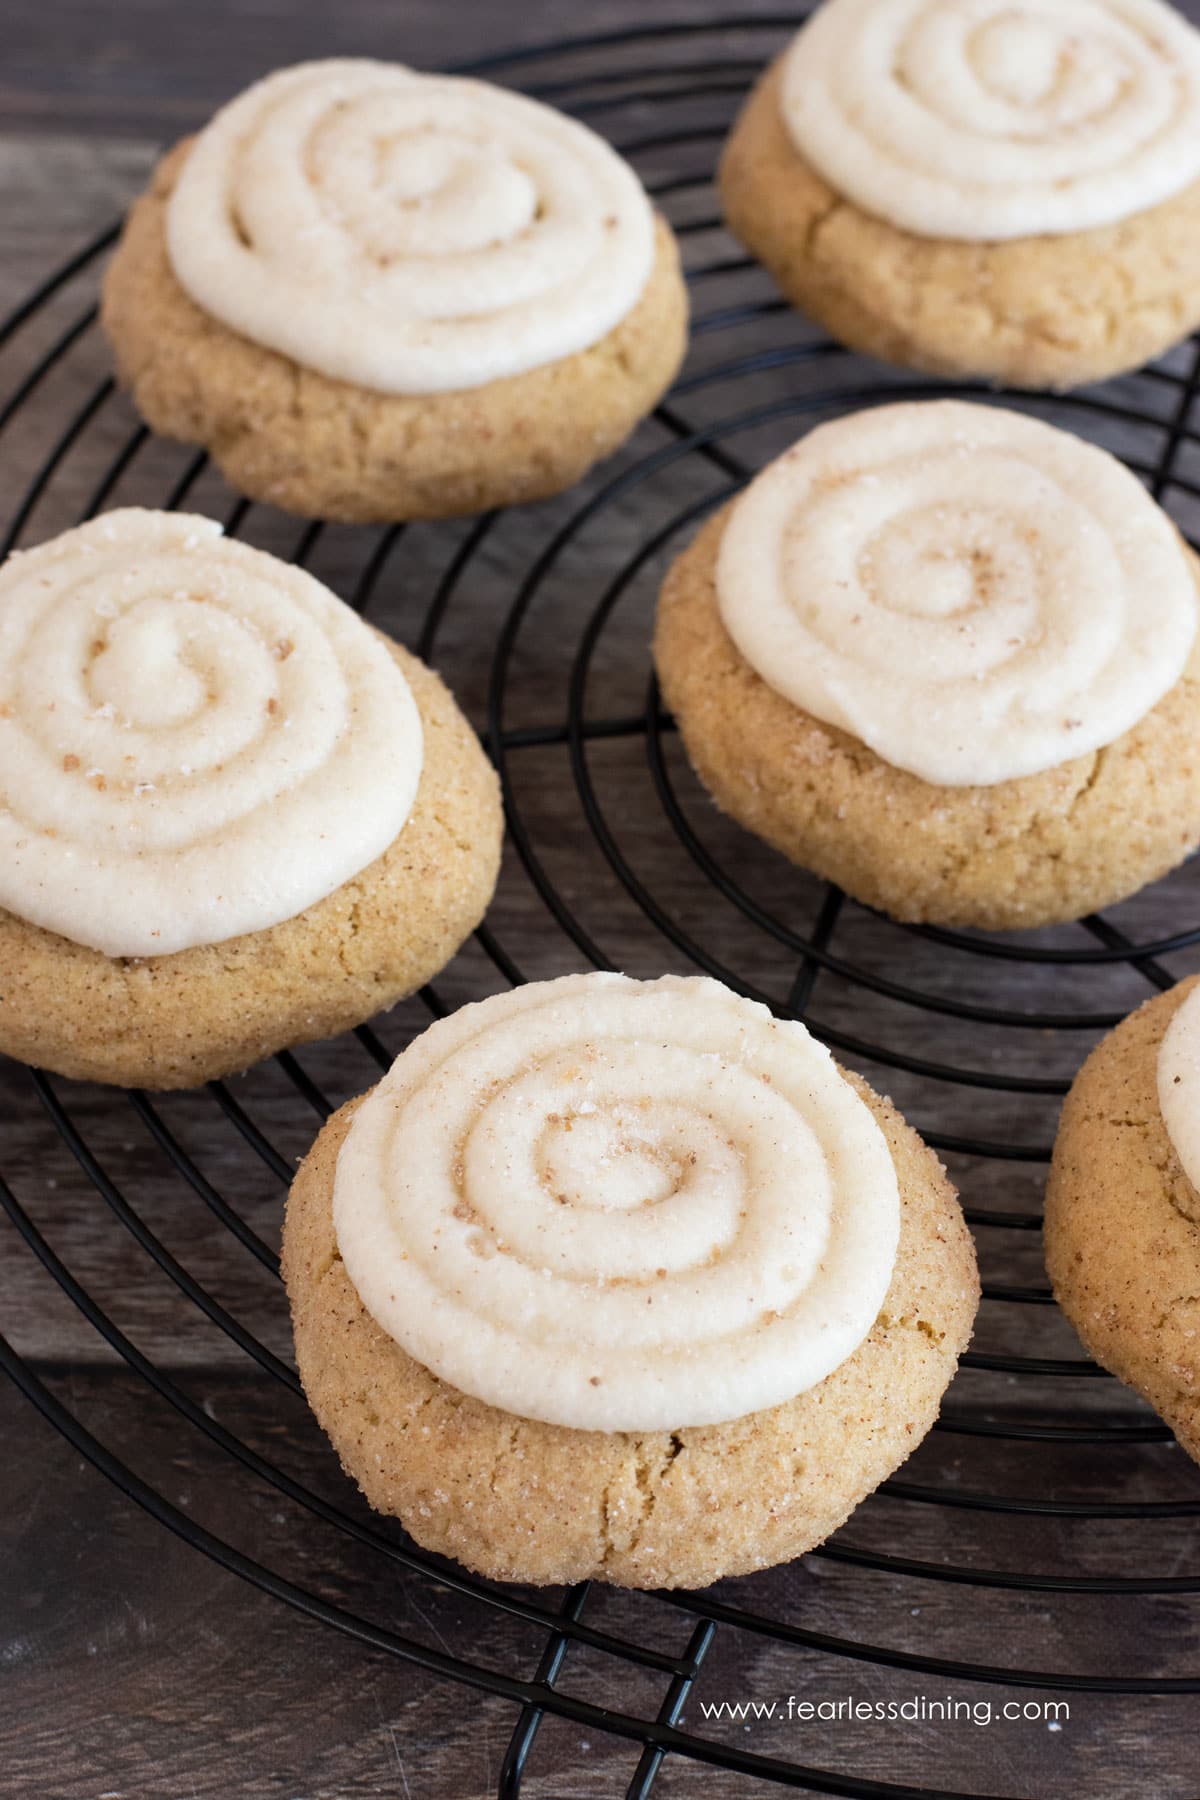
[3, 14, 1200, 1799]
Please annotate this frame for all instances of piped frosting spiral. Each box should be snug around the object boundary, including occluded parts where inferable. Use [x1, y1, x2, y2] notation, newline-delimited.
[332, 972, 901, 1433]
[779, 0, 1200, 240]
[165, 59, 657, 394]
[0, 509, 423, 958]
[715, 400, 1197, 788]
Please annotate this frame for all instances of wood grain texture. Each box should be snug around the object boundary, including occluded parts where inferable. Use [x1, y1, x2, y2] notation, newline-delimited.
[0, 0, 812, 138]
[2, 7, 1200, 1797]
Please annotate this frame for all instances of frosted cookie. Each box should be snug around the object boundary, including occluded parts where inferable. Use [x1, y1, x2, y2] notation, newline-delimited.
[1046, 977, 1200, 1463]
[719, 0, 1200, 390]
[101, 61, 688, 523]
[0, 509, 501, 1088]
[654, 399, 1200, 930]
[282, 972, 979, 1589]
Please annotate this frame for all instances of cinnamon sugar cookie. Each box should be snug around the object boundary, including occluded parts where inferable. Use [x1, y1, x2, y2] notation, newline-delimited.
[720, 1, 1200, 390]
[654, 400, 1200, 929]
[0, 510, 501, 1088]
[1046, 976, 1200, 1463]
[102, 62, 688, 522]
[282, 973, 978, 1589]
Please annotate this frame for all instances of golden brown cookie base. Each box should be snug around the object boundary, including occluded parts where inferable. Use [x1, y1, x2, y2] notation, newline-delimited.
[281, 1073, 978, 1589]
[0, 643, 502, 1088]
[719, 59, 1200, 392]
[1045, 979, 1200, 1464]
[100, 142, 689, 524]
[653, 505, 1200, 930]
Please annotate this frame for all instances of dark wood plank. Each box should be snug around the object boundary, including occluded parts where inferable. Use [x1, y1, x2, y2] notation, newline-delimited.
[0, 0, 1196, 143]
[2, 9, 1200, 1796]
[0, 0, 801, 139]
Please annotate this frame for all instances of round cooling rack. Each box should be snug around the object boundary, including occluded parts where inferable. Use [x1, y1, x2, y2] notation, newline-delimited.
[3, 15, 1200, 1800]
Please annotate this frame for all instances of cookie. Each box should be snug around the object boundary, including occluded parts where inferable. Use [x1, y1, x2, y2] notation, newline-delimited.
[282, 973, 979, 1589]
[0, 510, 501, 1088]
[720, 0, 1200, 391]
[654, 400, 1200, 930]
[101, 62, 689, 523]
[1045, 976, 1200, 1464]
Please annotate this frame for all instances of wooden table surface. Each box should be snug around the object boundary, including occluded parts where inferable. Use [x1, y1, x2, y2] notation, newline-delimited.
[3, 5, 1200, 1798]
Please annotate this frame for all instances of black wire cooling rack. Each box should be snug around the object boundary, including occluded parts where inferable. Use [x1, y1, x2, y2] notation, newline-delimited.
[4, 15, 1200, 1799]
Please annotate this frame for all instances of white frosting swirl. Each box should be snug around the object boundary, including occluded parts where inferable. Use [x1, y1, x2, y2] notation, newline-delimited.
[716, 400, 1198, 788]
[780, 0, 1200, 240]
[333, 973, 900, 1432]
[1157, 984, 1200, 1194]
[0, 509, 423, 958]
[165, 59, 657, 394]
